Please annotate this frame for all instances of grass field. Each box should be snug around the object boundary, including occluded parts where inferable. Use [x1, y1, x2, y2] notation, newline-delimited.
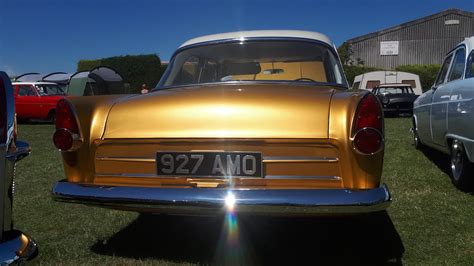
[13, 118, 474, 264]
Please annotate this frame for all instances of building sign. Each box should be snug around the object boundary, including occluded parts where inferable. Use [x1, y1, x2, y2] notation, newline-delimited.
[444, 19, 460, 25]
[380, 41, 399, 56]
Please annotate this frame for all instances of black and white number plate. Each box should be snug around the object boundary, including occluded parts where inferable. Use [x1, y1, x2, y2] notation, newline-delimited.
[156, 151, 262, 178]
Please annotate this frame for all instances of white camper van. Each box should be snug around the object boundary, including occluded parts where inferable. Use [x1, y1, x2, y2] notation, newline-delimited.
[352, 71, 422, 95]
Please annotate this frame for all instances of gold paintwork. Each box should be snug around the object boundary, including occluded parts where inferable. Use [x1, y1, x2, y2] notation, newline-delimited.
[103, 84, 332, 139]
[60, 83, 383, 191]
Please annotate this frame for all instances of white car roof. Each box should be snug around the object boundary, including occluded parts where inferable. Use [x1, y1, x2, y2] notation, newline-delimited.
[12, 82, 58, 85]
[460, 36, 474, 51]
[179, 30, 333, 48]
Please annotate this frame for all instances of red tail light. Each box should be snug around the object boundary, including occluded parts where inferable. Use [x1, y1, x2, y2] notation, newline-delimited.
[53, 99, 81, 151]
[352, 94, 384, 154]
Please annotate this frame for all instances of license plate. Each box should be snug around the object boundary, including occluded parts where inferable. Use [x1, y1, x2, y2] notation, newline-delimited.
[156, 151, 262, 178]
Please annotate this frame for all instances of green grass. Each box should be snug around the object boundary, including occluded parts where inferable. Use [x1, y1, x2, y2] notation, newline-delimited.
[13, 118, 474, 264]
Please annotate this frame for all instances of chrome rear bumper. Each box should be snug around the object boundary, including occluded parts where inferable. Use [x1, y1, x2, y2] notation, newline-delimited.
[52, 180, 391, 215]
[0, 230, 37, 264]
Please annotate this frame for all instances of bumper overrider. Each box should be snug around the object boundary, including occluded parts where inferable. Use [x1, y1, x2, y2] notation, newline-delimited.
[52, 180, 391, 215]
[0, 231, 37, 264]
[1, 141, 37, 263]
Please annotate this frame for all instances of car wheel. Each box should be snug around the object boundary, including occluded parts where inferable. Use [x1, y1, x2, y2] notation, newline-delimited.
[413, 130, 421, 149]
[412, 120, 423, 149]
[450, 140, 473, 191]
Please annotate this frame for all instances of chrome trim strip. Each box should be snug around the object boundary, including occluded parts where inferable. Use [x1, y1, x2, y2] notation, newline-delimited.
[414, 98, 474, 109]
[95, 173, 341, 180]
[96, 156, 156, 163]
[52, 180, 391, 215]
[262, 156, 338, 163]
[96, 173, 163, 178]
[265, 175, 341, 180]
[351, 127, 385, 155]
[96, 155, 339, 164]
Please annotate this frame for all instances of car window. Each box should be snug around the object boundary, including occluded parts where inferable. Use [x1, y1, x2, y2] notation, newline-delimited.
[466, 50, 474, 79]
[352, 81, 360, 90]
[447, 47, 466, 82]
[401, 79, 416, 88]
[435, 53, 453, 86]
[173, 56, 200, 85]
[35, 84, 65, 96]
[366, 80, 380, 89]
[158, 40, 347, 88]
[18, 85, 36, 96]
[377, 87, 406, 94]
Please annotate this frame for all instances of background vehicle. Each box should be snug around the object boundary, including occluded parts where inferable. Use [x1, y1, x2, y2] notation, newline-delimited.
[372, 84, 418, 116]
[0, 72, 37, 263]
[12, 82, 65, 122]
[353, 71, 423, 95]
[66, 66, 128, 96]
[413, 36, 474, 190]
[52, 30, 390, 217]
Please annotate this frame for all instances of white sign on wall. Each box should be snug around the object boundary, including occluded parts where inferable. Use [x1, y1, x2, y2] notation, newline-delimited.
[380, 41, 399, 56]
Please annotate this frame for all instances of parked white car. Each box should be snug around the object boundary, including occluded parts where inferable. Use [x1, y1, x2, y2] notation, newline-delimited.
[413, 36, 474, 190]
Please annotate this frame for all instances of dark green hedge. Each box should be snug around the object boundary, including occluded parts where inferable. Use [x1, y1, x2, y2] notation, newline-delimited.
[77, 54, 164, 93]
[395, 64, 440, 92]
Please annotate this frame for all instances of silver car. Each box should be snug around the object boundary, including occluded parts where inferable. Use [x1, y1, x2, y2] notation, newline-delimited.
[413, 36, 474, 191]
[0, 71, 37, 263]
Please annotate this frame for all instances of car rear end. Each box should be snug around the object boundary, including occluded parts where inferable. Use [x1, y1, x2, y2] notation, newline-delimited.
[51, 87, 389, 215]
[51, 32, 390, 216]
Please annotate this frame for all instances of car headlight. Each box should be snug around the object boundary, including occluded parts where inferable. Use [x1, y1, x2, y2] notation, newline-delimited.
[382, 96, 389, 104]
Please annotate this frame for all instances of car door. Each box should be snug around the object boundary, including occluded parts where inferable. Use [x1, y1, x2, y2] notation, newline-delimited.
[448, 47, 474, 157]
[430, 52, 454, 147]
[14, 85, 28, 118]
[15, 85, 40, 119]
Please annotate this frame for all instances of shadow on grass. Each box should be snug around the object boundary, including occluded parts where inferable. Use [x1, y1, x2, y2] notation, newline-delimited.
[418, 146, 474, 193]
[91, 211, 404, 265]
[419, 146, 451, 176]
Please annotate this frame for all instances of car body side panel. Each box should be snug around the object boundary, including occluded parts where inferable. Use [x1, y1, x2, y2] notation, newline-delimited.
[328, 89, 383, 189]
[430, 83, 452, 148]
[13, 85, 63, 120]
[61, 95, 132, 183]
[414, 90, 433, 145]
[14, 86, 39, 119]
[447, 78, 474, 162]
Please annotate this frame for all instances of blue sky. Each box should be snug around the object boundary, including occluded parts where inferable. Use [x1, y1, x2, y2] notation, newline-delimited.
[1, 0, 473, 76]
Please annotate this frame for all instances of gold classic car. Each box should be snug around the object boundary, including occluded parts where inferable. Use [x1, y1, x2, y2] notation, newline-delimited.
[52, 30, 390, 215]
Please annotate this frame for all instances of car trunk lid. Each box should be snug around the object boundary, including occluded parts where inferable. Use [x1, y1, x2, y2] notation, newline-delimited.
[103, 83, 334, 139]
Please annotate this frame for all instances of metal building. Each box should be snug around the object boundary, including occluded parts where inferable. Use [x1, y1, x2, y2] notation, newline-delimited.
[346, 9, 474, 70]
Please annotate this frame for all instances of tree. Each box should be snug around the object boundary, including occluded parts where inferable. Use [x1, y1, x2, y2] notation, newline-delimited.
[337, 42, 353, 65]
